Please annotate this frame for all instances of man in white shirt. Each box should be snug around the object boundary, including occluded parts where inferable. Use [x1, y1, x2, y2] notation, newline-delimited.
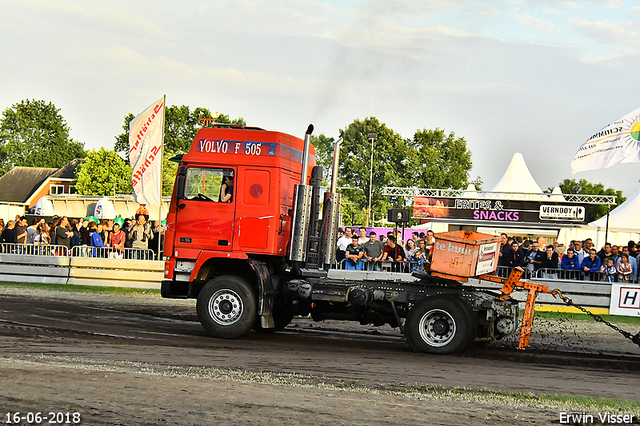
[336, 228, 352, 263]
[357, 227, 368, 245]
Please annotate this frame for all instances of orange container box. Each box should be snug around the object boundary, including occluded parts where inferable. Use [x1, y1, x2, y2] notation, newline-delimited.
[430, 230, 502, 282]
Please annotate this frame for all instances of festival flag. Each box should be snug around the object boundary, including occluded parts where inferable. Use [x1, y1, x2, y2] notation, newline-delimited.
[129, 96, 165, 206]
[571, 107, 640, 174]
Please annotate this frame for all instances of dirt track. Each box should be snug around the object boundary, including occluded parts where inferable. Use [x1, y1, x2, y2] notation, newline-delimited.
[0, 286, 639, 425]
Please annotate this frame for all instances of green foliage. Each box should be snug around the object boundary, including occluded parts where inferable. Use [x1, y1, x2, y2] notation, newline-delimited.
[75, 147, 133, 195]
[0, 99, 85, 174]
[0, 282, 161, 296]
[409, 128, 472, 189]
[313, 118, 473, 226]
[551, 178, 626, 221]
[162, 147, 179, 196]
[114, 105, 244, 195]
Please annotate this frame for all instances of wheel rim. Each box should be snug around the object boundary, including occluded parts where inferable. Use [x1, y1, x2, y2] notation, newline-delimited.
[418, 308, 456, 347]
[208, 289, 243, 326]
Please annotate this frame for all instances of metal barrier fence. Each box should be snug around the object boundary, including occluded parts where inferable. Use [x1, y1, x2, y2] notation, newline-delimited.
[496, 266, 637, 283]
[0, 243, 155, 260]
[0, 243, 162, 289]
[70, 246, 155, 260]
[0, 243, 69, 257]
[336, 258, 426, 273]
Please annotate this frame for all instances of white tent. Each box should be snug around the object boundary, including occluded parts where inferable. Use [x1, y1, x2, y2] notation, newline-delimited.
[94, 197, 117, 219]
[590, 187, 640, 233]
[461, 183, 479, 198]
[35, 196, 55, 216]
[490, 152, 544, 197]
[556, 187, 640, 248]
[549, 186, 566, 202]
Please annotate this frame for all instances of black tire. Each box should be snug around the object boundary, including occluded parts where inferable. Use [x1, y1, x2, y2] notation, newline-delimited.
[405, 295, 476, 354]
[197, 276, 257, 339]
[253, 307, 295, 333]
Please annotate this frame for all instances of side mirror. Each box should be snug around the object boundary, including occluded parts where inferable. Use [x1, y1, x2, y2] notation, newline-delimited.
[176, 165, 186, 199]
[176, 175, 185, 200]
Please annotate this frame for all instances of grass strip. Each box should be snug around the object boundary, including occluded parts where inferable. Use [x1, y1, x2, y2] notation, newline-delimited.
[0, 281, 160, 296]
[534, 310, 640, 325]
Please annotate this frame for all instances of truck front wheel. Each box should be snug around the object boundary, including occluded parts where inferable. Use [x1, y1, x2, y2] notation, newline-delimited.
[405, 295, 475, 354]
[197, 276, 257, 339]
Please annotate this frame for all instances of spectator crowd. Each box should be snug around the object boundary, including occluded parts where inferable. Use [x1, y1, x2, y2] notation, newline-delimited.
[335, 226, 639, 283]
[336, 227, 436, 272]
[0, 204, 164, 260]
[497, 233, 638, 282]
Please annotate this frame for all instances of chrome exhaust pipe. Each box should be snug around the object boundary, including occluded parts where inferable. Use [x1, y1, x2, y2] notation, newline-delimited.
[321, 136, 343, 267]
[290, 124, 314, 263]
[330, 137, 343, 194]
[300, 124, 314, 185]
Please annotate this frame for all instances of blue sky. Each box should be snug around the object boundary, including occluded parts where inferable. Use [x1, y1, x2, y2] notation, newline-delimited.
[1, 0, 639, 198]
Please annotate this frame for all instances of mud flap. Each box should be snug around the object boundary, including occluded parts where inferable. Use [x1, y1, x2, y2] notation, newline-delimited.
[247, 259, 275, 328]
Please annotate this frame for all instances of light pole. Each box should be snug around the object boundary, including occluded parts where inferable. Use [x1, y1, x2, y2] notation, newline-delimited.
[366, 131, 378, 227]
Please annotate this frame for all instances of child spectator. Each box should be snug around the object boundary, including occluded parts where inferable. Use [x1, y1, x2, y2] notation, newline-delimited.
[601, 258, 616, 282]
[617, 254, 633, 282]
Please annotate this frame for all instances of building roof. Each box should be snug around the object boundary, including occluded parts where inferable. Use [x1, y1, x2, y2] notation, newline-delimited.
[0, 166, 57, 203]
[0, 159, 84, 204]
[51, 158, 83, 179]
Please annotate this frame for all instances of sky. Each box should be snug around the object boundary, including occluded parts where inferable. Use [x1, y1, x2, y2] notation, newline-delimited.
[1, 0, 640, 199]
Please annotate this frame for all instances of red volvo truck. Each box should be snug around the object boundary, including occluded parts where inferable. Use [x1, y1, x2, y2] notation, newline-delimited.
[161, 123, 520, 354]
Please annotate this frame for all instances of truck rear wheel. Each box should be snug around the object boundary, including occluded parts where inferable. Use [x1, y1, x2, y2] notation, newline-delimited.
[405, 295, 475, 354]
[197, 276, 257, 339]
[253, 307, 295, 333]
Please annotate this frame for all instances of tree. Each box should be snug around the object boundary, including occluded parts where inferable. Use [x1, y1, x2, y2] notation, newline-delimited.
[75, 147, 133, 195]
[409, 128, 472, 190]
[162, 147, 179, 196]
[0, 99, 85, 174]
[115, 105, 245, 195]
[550, 179, 626, 221]
[312, 118, 474, 226]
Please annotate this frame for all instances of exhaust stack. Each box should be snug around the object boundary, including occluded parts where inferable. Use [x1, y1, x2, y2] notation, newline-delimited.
[320, 137, 343, 267]
[289, 125, 315, 263]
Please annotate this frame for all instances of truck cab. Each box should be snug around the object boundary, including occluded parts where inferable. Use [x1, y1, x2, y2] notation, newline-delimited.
[163, 125, 313, 298]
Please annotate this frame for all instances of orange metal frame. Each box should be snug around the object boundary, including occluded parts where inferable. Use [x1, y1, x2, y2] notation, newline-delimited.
[478, 267, 557, 350]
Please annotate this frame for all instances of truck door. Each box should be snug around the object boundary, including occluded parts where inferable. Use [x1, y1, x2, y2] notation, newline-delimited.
[175, 166, 235, 252]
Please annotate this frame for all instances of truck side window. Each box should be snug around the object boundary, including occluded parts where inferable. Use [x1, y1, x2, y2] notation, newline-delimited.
[184, 167, 234, 202]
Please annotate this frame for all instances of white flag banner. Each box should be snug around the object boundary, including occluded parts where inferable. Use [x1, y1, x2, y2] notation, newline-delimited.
[129, 96, 165, 206]
[571, 107, 640, 174]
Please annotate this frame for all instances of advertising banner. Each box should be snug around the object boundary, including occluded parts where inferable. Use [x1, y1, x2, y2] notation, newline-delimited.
[413, 197, 588, 225]
[609, 284, 640, 317]
[129, 96, 165, 206]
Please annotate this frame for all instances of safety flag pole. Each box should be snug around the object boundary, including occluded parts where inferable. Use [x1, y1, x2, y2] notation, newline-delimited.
[157, 94, 166, 259]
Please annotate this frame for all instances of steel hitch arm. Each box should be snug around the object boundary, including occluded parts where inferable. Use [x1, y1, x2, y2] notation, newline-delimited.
[478, 267, 558, 350]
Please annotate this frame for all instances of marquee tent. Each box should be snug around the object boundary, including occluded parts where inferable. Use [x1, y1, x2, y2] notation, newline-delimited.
[557, 187, 640, 248]
[490, 152, 544, 198]
[589, 187, 640, 233]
